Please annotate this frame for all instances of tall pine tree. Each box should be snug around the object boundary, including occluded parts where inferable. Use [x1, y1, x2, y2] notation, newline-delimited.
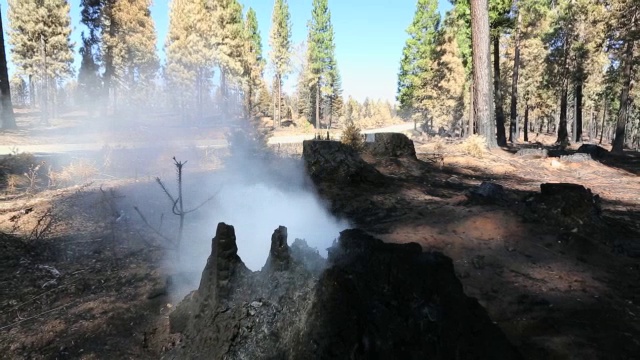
[211, 0, 245, 117]
[307, 0, 337, 129]
[397, 0, 440, 118]
[243, 7, 266, 118]
[102, 0, 159, 111]
[269, 0, 292, 127]
[8, 0, 74, 123]
[165, 0, 214, 121]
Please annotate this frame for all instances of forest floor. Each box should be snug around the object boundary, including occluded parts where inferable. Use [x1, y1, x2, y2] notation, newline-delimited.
[0, 112, 639, 359]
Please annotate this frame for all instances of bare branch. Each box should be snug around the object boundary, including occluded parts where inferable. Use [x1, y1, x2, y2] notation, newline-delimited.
[133, 206, 176, 245]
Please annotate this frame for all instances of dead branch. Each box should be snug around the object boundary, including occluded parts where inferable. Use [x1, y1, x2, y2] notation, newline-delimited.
[133, 206, 177, 246]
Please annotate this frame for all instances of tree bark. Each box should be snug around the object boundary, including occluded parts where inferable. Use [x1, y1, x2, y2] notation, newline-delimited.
[612, 38, 635, 153]
[0, 8, 16, 129]
[471, 0, 496, 148]
[509, 11, 521, 143]
[468, 80, 475, 137]
[557, 86, 569, 144]
[221, 69, 227, 119]
[575, 82, 583, 143]
[315, 83, 320, 129]
[493, 35, 507, 146]
[599, 98, 607, 144]
[40, 37, 49, 125]
[278, 73, 282, 127]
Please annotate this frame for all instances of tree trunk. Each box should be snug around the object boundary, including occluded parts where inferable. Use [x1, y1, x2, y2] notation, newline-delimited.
[468, 80, 475, 137]
[471, 0, 495, 148]
[40, 37, 49, 125]
[612, 38, 635, 153]
[315, 83, 320, 129]
[29, 75, 35, 109]
[599, 98, 607, 144]
[278, 73, 282, 127]
[523, 102, 529, 142]
[493, 35, 507, 146]
[556, 86, 568, 144]
[0, 8, 16, 129]
[221, 69, 227, 119]
[575, 82, 583, 143]
[509, 11, 521, 144]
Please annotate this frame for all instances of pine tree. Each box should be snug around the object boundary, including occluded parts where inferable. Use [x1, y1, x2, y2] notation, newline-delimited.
[102, 0, 159, 111]
[471, 0, 496, 148]
[329, 62, 344, 125]
[269, 0, 292, 127]
[243, 7, 266, 118]
[10, 75, 28, 107]
[211, 0, 245, 116]
[397, 0, 440, 116]
[77, 36, 101, 110]
[165, 0, 214, 121]
[8, 0, 74, 123]
[416, 15, 466, 132]
[307, 0, 337, 129]
[610, 0, 640, 153]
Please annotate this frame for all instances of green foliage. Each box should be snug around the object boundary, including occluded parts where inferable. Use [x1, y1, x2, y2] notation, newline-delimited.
[101, 0, 160, 109]
[8, 0, 74, 80]
[269, 0, 292, 80]
[243, 7, 266, 118]
[269, 0, 292, 125]
[211, 0, 245, 96]
[307, 0, 338, 127]
[397, 0, 441, 113]
[10, 75, 28, 107]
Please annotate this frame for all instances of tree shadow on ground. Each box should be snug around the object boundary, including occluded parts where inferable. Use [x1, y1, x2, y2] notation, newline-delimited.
[313, 153, 640, 359]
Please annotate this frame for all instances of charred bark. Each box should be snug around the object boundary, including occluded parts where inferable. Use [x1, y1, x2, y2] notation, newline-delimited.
[509, 11, 522, 143]
[0, 9, 16, 129]
[612, 38, 635, 153]
[575, 82, 583, 143]
[493, 36, 507, 146]
[471, 0, 496, 148]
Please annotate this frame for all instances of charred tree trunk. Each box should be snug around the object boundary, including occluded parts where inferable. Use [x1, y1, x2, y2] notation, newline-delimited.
[612, 38, 635, 153]
[599, 98, 607, 144]
[0, 9, 16, 129]
[493, 35, 507, 146]
[471, 0, 496, 148]
[575, 82, 583, 143]
[509, 11, 521, 143]
[523, 102, 529, 142]
[557, 86, 569, 144]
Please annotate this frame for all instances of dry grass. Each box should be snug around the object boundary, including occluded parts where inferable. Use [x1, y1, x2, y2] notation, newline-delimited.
[49, 159, 99, 187]
[457, 135, 487, 158]
[432, 136, 446, 154]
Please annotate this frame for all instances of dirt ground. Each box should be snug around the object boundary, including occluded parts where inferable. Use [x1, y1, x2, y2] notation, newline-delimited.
[1, 113, 639, 359]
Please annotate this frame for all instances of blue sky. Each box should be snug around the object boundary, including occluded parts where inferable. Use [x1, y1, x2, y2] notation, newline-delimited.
[1, 0, 452, 102]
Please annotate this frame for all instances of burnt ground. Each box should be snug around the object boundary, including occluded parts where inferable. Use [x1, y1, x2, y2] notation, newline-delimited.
[0, 127, 639, 359]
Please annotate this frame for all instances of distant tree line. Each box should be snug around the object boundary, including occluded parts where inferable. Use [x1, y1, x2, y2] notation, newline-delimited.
[2, 0, 357, 131]
[398, 0, 640, 152]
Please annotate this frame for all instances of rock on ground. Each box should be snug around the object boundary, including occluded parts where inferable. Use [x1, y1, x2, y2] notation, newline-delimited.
[167, 222, 522, 360]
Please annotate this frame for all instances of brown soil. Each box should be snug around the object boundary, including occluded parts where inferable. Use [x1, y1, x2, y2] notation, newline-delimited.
[1, 116, 639, 359]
